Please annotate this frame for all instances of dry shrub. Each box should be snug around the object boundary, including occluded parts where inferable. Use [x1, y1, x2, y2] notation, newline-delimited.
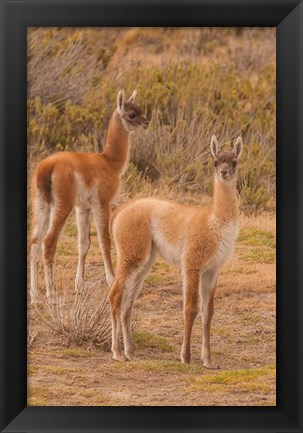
[228, 28, 276, 73]
[126, 60, 276, 210]
[28, 28, 276, 212]
[28, 29, 98, 109]
[28, 28, 127, 110]
[33, 284, 111, 349]
[27, 317, 38, 348]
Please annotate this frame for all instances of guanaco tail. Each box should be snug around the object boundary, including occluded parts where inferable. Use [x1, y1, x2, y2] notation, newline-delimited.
[30, 89, 149, 304]
[108, 135, 243, 368]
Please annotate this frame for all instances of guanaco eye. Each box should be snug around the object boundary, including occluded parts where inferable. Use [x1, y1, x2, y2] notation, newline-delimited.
[214, 160, 218, 167]
[128, 113, 136, 119]
[232, 161, 237, 167]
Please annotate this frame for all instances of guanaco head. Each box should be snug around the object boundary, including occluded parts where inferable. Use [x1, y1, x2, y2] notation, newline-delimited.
[210, 135, 243, 181]
[116, 89, 149, 131]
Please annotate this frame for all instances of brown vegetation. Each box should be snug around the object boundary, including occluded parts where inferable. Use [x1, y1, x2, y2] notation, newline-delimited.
[28, 27, 276, 212]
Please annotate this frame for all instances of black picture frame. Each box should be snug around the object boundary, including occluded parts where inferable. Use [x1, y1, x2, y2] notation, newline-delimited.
[0, 0, 302, 432]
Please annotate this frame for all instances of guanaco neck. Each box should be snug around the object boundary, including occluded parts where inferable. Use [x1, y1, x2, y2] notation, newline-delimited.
[102, 110, 130, 173]
[211, 175, 239, 223]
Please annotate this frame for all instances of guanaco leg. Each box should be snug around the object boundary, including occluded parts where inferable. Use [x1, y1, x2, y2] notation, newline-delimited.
[109, 244, 156, 361]
[30, 197, 50, 303]
[120, 246, 157, 360]
[181, 270, 200, 364]
[93, 203, 114, 287]
[43, 203, 73, 300]
[200, 270, 219, 369]
[75, 207, 91, 293]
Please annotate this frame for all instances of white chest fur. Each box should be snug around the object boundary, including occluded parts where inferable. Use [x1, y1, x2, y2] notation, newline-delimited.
[151, 222, 182, 266]
[208, 218, 239, 270]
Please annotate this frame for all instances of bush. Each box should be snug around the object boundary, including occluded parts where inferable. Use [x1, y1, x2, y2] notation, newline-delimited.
[32, 284, 112, 349]
[28, 28, 276, 212]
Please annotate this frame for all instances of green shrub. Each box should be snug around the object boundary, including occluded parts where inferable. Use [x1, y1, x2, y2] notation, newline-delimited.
[28, 28, 276, 213]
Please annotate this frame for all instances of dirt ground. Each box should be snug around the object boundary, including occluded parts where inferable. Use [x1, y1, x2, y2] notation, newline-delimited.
[27, 208, 276, 406]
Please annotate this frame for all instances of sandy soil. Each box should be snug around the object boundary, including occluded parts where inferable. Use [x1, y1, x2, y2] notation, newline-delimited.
[27, 212, 276, 406]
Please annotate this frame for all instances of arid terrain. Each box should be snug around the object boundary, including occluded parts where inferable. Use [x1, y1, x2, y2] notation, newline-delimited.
[28, 206, 276, 406]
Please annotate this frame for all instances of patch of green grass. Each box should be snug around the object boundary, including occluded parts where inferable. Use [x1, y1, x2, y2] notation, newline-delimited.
[227, 267, 257, 275]
[64, 222, 78, 236]
[77, 389, 122, 406]
[28, 386, 51, 406]
[101, 359, 207, 374]
[212, 326, 230, 336]
[240, 382, 271, 393]
[153, 260, 171, 273]
[62, 348, 95, 357]
[211, 349, 224, 357]
[78, 389, 99, 398]
[186, 364, 275, 394]
[242, 248, 276, 264]
[57, 242, 75, 256]
[102, 360, 276, 398]
[133, 331, 174, 352]
[43, 365, 76, 375]
[30, 364, 79, 376]
[254, 398, 276, 406]
[240, 313, 260, 324]
[27, 365, 41, 375]
[146, 273, 170, 285]
[238, 228, 275, 248]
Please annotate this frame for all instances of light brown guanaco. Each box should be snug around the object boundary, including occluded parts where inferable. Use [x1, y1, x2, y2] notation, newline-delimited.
[30, 89, 149, 303]
[108, 135, 243, 368]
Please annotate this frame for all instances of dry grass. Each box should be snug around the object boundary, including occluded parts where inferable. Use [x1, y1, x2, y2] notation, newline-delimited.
[27, 208, 276, 406]
[31, 282, 111, 349]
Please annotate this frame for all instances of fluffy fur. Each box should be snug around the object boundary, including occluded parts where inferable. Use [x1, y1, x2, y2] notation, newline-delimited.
[29, 90, 149, 303]
[109, 135, 243, 368]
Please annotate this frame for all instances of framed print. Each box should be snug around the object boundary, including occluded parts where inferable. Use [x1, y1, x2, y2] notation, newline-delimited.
[0, 0, 302, 432]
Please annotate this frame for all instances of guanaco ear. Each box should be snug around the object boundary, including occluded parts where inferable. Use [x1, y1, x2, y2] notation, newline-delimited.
[233, 136, 243, 159]
[210, 135, 219, 158]
[127, 89, 137, 103]
[117, 89, 125, 114]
